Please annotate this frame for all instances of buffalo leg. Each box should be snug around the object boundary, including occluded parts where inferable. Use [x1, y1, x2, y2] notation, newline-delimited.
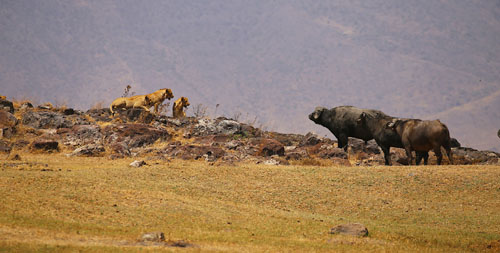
[443, 143, 453, 165]
[416, 152, 429, 165]
[423, 152, 429, 165]
[337, 133, 349, 152]
[416, 152, 422, 165]
[380, 145, 392, 166]
[404, 147, 414, 165]
[434, 146, 443, 165]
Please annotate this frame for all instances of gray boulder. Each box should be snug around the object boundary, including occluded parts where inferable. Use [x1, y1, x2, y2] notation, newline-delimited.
[130, 160, 146, 167]
[330, 223, 368, 237]
[192, 118, 241, 136]
[140, 232, 165, 242]
[0, 111, 18, 138]
[0, 99, 14, 113]
[69, 144, 105, 156]
[31, 139, 59, 152]
[22, 111, 89, 129]
[60, 125, 103, 147]
[0, 140, 12, 153]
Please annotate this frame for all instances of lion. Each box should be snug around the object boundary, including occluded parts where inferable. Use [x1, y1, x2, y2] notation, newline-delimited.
[109, 88, 174, 115]
[172, 97, 190, 118]
[147, 88, 174, 114]
[109, 94, 151, 115]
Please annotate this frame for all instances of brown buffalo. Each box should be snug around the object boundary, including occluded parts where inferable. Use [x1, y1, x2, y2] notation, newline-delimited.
[388, 119, 452, 165]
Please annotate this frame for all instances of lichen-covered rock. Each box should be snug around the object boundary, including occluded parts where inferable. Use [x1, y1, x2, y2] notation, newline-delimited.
[31, 139, 59, 152]
[162, 144, 225, 161]
[69, 144, 105, 156]
[0, 99, 14, 113]
[299, 132, 322, 147]
[317, 145, 347, 159]
[130, 160, 146, 167]
[191, 118, 241, 136]
[256, 138, 285, 157]
[103, 123, 170, 150]
[22, 111, 89, 129]
[140, 231, 165, 242]
[117, 108, 154, 124]
[285, 148, 308, 160]
[20, 102, 34, 110]
[0, 140, 12, 153]
[0, 111, 18, 138]
[85, 108, 112, 122]
[60, 125, 103, 147]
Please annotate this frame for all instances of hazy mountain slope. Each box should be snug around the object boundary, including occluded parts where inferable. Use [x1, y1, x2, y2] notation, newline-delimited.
[427, 87, 500, 152]
[1, 0, 499, 150]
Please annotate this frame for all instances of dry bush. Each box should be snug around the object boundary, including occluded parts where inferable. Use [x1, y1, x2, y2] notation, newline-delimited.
[192, 103, 208, 118]
[10, 96, 38, 109]
[90, 101, 106, 110]
[232, 111, 242, 122]
[213, 104, 220, 117]
[121, 84, 136, 97]
[53, 99, 68, 109]
[157, 102, 170, 116]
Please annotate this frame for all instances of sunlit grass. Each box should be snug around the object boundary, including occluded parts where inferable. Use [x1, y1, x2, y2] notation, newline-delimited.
[1, 153, 499, 252]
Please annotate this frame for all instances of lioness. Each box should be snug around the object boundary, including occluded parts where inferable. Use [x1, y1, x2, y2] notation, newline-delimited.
[147, 88, 174, 114]
[172, 97, 190, 118]
[109, 88, 174, 115]
[109, 94, 151, 115]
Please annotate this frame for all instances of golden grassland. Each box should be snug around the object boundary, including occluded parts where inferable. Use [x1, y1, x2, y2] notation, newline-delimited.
[0, 153, 499, 252]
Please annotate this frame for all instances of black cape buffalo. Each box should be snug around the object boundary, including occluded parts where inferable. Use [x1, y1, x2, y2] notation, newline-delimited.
[356, 110, 405, 165]
[309, 106, 376, 151]
[388, 119, 453, 165]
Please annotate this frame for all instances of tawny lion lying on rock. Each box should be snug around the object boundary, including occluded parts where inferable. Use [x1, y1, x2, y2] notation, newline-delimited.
[109, 94, 151, 115]
[172, 97, 190, 118]
[109, 88, 174, 115]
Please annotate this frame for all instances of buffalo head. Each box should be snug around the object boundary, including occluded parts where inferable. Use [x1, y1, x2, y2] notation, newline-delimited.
[309, 107, 327, 123]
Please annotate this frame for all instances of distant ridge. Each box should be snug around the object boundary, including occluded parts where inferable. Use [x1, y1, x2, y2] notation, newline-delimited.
[1, 0, 499, 150]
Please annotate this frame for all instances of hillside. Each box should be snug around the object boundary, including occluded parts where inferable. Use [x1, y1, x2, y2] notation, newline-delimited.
[1, 99, 500, 251]
[1, 0, 499, 150]
[428, 89, 500, 151]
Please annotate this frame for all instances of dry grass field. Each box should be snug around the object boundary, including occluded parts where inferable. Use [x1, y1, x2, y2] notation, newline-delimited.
[1, 153, 499, 252]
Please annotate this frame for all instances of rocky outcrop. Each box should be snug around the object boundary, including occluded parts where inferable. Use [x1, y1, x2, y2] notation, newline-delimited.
[162, 143, 225, 161]
[103, 123, 170, 156]
[59, 125, 103, 147]
[22, 110, 89, 129]
[69, 144, 105, 156]
[191, 117, 242, 136]
[3, 101, 498, 165]
[452, 147, 499, 165]
[31, 139, 59, 152]
[0, 99, 14, 113]
[85, 108, 112, 122]
[0, 111, 18, 138]
[257, 138, 285, 157]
